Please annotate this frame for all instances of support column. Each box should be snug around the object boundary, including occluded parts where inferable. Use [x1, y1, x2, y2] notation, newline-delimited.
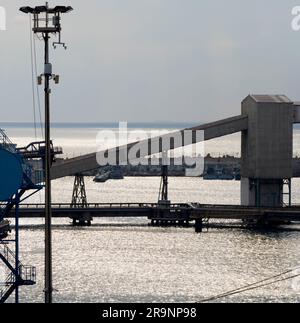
[159, 164, 168, 202]
[71, 174, 88, 207]
[71, 174, 92, 226]
[14, 193, 20, 304]
[158, 151, 169, 203]
[44, 31, 53, 305]
[282, 179, 292, 206]
[241, 178, 284, 207]
[240, 95, 293, 209]
[195, 218, 203, 233]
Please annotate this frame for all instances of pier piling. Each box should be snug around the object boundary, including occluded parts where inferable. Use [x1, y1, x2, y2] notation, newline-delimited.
[195, 218, 203, 233]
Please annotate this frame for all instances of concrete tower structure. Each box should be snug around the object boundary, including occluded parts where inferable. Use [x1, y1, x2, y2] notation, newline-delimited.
[241, 95, 294, 207]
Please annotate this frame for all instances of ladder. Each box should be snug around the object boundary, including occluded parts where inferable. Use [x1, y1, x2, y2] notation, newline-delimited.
[0, 243, 36, 303]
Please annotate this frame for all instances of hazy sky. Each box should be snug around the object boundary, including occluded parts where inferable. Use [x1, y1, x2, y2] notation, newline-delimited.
[0, 0, 300, 123]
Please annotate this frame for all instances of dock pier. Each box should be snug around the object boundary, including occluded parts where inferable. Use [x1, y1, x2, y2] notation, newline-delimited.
[7, 202, 300, 232]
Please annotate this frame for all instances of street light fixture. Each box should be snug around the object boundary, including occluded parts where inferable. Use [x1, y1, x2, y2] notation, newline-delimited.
[20, 2, 72, 304]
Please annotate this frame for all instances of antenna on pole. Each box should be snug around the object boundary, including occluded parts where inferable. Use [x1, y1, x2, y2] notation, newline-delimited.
[19, 2, 73, 304]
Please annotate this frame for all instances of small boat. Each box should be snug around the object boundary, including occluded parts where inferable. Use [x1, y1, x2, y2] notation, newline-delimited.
[218, 174, 235, 180]
[234, 173, 241, 180]
[93, 167, 124, 182]
[0, 219, 11, 240]
[203, 173, 219, 180]
[109, 167, 124, 180]
[93, 171, 110, 183]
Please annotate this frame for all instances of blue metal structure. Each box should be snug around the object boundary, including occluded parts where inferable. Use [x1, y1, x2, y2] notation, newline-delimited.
[0, 128, 44, 303]
[0, 149, 23, 202]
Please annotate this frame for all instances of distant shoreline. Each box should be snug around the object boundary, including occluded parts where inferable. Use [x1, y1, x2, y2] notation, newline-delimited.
[2, 122, 300, 130]
[0, 122, 199, 129]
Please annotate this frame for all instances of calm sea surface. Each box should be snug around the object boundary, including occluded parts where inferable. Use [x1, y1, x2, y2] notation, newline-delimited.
[2, 126, 300, 303]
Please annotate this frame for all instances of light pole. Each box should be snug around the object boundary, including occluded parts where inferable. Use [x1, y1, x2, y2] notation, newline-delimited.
[20, 3, 73, 303]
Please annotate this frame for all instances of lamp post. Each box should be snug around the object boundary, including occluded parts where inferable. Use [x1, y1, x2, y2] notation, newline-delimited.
[20, 3, 73, 303]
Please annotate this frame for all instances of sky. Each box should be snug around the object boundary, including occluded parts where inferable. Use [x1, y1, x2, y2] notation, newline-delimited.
[0, 0, 300, 123]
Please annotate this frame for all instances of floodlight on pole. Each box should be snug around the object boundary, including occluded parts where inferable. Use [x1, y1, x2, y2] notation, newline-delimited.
[19, 2, 72, 304]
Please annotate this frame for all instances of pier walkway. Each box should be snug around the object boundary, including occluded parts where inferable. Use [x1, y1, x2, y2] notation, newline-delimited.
[7, 203, 300, 228]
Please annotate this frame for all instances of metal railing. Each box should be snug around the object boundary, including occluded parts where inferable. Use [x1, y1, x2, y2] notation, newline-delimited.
[0, 243, 36, 302]
[189, 202, 300, 210]
[0, 128, 16, 153]
[19, 265, 36, 284]
[0, 272, 15, 301]
[0, 265, 36, 302]
[0, 244, 17, 268]
[19, 202, 191, 209]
